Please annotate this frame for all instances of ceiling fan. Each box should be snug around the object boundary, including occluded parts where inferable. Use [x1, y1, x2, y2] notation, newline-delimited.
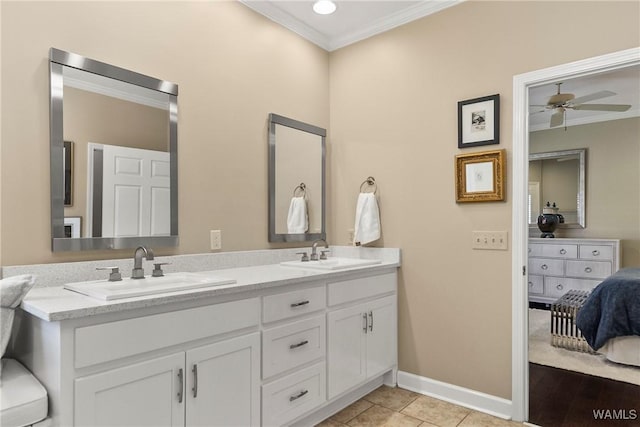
[530, 82, 631, 128]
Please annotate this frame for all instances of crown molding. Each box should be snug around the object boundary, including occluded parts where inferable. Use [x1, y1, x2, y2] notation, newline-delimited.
[239, 0, 463, 52]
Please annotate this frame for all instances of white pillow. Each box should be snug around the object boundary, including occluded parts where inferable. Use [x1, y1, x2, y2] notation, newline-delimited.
[1, 275, 36, 360]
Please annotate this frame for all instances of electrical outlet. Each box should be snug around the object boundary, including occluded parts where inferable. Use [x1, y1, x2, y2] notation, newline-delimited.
[210, 230, 222, 250]
[472, 231, 508, 250]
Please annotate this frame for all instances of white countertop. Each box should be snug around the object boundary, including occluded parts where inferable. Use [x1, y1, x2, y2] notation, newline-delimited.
[21, 257, 400, 322]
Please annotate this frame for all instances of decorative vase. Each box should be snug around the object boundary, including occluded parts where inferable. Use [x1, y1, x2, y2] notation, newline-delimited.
[537, 202, 564, 238]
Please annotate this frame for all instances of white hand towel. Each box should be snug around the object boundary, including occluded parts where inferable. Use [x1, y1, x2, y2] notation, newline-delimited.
[353, 192, 381, 245]
[287, 197, 308, 234]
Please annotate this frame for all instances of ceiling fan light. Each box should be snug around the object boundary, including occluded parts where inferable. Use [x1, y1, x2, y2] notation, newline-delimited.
[313, 0, 337, 15]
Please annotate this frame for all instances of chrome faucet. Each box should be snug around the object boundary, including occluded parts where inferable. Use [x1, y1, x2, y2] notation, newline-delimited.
[131, 246, 154, 279]
[310, 239, 329, 261]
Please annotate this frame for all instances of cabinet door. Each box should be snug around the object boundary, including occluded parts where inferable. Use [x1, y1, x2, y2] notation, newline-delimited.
[75, 353, 185, 427]
[186, 333, 260, 427]
[327, 303, 367, 399]
[366, 295, 396, 379]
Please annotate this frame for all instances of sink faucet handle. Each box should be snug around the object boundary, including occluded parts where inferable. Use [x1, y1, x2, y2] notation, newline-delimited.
[152, 262, 170, 277]
[296, 252, 310, 262]
[96, 266, 122, 282]
[320, 250, 331, 260]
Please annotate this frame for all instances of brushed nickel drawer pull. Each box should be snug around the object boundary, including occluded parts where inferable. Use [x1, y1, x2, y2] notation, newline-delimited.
[363, 312, 368, 333]
[290, 300, 310, 308]
[177, 368, 184, 403]
[368, 311, 373, 332]
[541, 264, 548, 270]
[585, 267, 593, 273]
[289, 340, 309, 350]
[289, 389, 308, 402]
[560, 249, 567, 255]
[556, 284, 564, 291]
[592, 250, 600, 256]
[192, 364, 198, 398]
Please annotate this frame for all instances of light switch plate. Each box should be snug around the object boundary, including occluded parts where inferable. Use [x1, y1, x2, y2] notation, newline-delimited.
[472, 231, 508, 250]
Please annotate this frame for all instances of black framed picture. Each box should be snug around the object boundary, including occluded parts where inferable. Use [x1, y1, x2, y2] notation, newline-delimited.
[458, 94, 500, 148]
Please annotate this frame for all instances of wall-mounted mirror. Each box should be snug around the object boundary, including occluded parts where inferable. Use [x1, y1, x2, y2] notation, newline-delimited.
[528, 148, 586, 228]
[268, 113, 326, 242]
[50, 48, 179, 251]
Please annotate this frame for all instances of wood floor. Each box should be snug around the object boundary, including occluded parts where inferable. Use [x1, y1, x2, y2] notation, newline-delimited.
[529, 363, 640, 426]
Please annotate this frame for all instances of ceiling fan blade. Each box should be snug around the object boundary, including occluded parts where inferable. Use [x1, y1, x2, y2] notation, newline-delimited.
[567, 90, 616, 105]
[572, 103, 631, 112]
[550, 110, 564, 127]
[530, 109, 546, 115]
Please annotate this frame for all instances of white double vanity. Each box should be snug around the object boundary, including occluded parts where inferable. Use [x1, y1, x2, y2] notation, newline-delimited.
[9, 246, 400, 427]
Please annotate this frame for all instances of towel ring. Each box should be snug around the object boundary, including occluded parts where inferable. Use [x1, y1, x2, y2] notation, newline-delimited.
[359, 176, 377, 194]
[293, 182, 307, 198]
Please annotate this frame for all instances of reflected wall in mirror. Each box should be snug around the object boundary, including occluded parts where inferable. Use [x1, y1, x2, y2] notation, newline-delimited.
[50, 48, 179, 251]
[268, 113, 326, 242]
[528, 148, 586, 228]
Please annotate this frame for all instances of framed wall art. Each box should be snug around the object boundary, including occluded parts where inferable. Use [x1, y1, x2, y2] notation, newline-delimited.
[455, 149, 505, 202]
[458, 94, 499, 148]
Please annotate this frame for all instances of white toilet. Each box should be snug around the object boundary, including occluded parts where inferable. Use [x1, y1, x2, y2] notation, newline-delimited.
[0, 359, 49, 427]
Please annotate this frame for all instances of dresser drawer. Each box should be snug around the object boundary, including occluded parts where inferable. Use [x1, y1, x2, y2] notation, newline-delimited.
[263, 285, 325, 324]
[528, 258, 564, 276]
[262, 316, 325, 379]
[529, 244, 577, 259]
[579, 245, 614, 261]
[544, 277, 602, 299]
[528, 275, 544, 294]
[565, 260, 611, 279]
[262, 362, 326, 427]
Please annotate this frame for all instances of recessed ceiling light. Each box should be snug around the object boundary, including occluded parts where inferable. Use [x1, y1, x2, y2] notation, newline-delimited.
[313, 0, 337, 15]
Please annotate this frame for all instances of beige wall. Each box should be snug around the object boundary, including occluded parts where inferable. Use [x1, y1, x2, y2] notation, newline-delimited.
[328, 1, 639, 398]
[0, 1, 329, 264]
[531, 117, 640, 267]
[1, 0, 639, 403]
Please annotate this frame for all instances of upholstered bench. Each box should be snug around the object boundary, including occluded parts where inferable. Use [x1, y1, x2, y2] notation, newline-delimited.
[0, 359, 49, 427]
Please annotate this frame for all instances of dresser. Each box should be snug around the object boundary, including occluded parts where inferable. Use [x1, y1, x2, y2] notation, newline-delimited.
[528, 238, 621, 304]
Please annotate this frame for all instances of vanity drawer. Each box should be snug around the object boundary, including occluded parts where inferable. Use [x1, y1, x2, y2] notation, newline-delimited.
[75, 298, 259, 368]
[528, 275, 544, 294]
[579, 245, 614, 261]
[263, 285, 325, 324]
[328, 272, 396, 306]
[528, 258, 564, 277]
[529, 244, 577, 259]
[262, 362, 326, 427]
[565, 260, 611, 279]
[262, 316, 325, 379]
[544, 277, 601, 299]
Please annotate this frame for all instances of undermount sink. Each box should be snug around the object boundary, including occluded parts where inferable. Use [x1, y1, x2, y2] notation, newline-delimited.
[280, 257, 382, 271]
[64, 272, 236, 301]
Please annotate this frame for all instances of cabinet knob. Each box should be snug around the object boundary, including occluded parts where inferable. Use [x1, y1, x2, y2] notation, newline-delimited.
[560, 249, 567, 255]
[541, 264, 548, 270]
[585, 267, 593, 273]
[528, 282, 533, 288]
[592, 250, 600, 256]
[556, 284, 564, 291]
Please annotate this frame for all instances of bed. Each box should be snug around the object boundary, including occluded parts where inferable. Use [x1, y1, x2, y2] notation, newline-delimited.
[576, 267, 640, 367]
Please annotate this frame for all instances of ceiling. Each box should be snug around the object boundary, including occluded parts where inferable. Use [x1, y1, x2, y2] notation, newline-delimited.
[239, 0, 461, 52]
[240, 1, 639, 130]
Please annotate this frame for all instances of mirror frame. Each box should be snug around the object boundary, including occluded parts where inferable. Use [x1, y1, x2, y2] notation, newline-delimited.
[50, 48, 179, 251]
[528, 148, 586, 229]
[268, 113, 326, 243]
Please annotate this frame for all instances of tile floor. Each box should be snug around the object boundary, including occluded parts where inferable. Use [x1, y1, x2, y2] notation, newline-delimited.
[316, 386, 524, 427]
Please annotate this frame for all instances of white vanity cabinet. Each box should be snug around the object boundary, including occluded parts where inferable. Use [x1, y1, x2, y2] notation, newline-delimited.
[326, 272, 397, 399]
[528, 238, 620, 304]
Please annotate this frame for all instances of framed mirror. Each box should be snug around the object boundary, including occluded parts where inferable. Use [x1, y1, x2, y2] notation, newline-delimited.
[50, 48, 179, 251]
[268, 113, 326, 242]
[528, 148, 586, 228]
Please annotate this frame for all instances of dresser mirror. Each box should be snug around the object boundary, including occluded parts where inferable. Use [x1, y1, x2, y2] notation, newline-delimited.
[50, 48, 179, 251]
[268, 113, 326, 242]
[528, 148, 586, 228]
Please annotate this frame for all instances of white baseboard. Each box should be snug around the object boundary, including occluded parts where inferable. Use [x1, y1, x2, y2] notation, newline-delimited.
[397, 371, 512, 420]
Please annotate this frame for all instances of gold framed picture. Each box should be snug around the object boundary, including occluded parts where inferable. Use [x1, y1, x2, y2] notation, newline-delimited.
[455, 149, 506, 202]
